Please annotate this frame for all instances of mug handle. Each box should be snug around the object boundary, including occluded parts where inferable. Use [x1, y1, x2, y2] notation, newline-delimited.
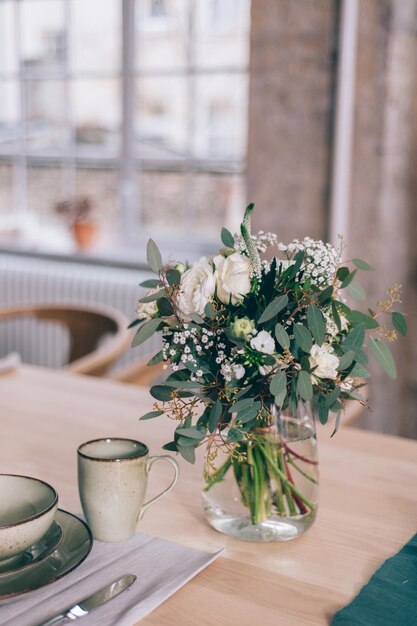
[138, 455, 179, 521]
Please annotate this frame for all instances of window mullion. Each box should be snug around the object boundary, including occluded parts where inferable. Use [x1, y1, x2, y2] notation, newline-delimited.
[120, 0, 138, 240]
[14, 0, 27, 216]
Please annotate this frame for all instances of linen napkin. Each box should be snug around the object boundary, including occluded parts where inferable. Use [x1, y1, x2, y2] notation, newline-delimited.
[331, 533, 417, 625]
[0, 532, 223, 626]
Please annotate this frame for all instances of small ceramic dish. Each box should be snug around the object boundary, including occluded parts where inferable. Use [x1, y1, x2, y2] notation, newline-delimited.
[0, 475, 58, 562]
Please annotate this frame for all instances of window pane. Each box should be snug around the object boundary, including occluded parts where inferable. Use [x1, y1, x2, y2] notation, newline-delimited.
[0, 81, 20, 155]
[191, 172, 245, 236]
[70, 0, 121, 74]
[20, 0, 66, 74]
[72, 79, 120, 157]
[193, 74, 248, 160]
[141, 171, 185, 231]
[25, 80, 68, 154]
[0, 163, 14, 214]
[135, 0, 188, 70]
[194, 0, 251, 69]
[135, 77, 187, 160]
[76, 167, 120, 229]
[0, 2, 18, 75]
[27, 164, 63, 217]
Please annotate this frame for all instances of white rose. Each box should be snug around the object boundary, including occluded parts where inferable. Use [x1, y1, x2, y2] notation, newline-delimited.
[309, 344, 339, 379]
[176, 257, 215, 321]
[231, 364, 245, 380]
[136, 287, 159, 320]
[250, 330, 275, 354]
[213, 253, 251, 305]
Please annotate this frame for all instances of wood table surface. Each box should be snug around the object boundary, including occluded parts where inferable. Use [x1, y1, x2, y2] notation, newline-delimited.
[1, 365, 417, 626]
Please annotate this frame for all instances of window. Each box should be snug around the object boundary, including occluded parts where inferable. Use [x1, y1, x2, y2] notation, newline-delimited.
[0, 0, 251, 255]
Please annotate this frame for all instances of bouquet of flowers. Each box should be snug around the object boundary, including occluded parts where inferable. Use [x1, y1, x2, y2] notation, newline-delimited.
[132, 204, 406, 538]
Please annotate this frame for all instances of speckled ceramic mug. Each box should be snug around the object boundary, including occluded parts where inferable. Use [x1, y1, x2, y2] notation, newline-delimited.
[77, 438, 179, 542]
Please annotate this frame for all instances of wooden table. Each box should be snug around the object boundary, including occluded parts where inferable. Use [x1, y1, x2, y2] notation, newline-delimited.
[1, 365, 417, 626]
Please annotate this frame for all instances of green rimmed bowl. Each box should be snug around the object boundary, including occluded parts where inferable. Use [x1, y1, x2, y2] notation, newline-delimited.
[0, 475, 58, 561]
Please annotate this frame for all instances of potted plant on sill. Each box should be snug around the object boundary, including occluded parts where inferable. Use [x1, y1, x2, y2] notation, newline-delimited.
[55, 195, 97, 251]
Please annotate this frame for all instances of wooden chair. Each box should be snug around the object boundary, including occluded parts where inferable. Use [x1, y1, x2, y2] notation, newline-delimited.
[0, 304, 131, 377]
[111, 358, 165, 387]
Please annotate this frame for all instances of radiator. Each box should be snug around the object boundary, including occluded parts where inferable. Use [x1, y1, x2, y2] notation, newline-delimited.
[0, 253, 158, 372]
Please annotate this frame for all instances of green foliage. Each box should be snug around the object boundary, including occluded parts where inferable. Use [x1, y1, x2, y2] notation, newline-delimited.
[353, 258, 374, 271]
[146, 239, 163, 274]
[297, 371, 313, 402]
[293, 324, 313, 353]
[221, 227, 235, 248]
[208, 400, 222, 434]
[275, 323, 290, 349]
[131, 318, 160, 347]
[347, 279, 366, 301]
[369, 338, 397, 379]
[392, 311, 407, 336]
[346, 310, 379, 329]
[166, 269, 181, 286]
[258, 295, 288, 324]
[139, 410, 163, 421]
[139, 278, 161, 288]
[306, 305, 325, 346]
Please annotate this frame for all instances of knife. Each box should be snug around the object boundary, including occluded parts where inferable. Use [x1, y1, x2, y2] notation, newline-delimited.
[37, 574, 137, 625]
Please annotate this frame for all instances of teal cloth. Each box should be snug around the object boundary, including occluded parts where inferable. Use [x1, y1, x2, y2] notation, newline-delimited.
[331, 534, 417, 625]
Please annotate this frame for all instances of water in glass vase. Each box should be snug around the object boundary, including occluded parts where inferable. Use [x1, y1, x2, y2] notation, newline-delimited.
[202, 403, 319, 542]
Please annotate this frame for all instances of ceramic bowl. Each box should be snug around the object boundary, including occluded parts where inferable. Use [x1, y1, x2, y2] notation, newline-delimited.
[0, 475, 58, 561]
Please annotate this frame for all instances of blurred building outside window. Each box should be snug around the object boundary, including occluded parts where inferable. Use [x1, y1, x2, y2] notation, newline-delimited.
[0, 0, 251, 260]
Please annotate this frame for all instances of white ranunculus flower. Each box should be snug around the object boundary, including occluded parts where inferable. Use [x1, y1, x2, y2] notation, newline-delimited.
[250, 330, 275, 355]
[176, 257, 215, 321]
[136, 287, 159, 320]
[231, 364, 245, 380]
[213, 253, 251, 305]
[309, 344, 339, 379]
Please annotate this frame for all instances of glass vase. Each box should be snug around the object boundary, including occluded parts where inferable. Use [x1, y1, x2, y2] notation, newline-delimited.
[202, 401, 319, 542]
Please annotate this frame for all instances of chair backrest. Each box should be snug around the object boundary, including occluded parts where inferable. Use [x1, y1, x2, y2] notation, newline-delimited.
[0, 304, 131, 376]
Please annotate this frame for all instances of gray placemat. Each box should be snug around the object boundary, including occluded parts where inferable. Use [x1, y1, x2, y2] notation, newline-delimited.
[0, 533, 223, 626]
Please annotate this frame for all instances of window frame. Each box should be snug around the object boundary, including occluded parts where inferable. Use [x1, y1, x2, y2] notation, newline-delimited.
[0, 0, 250, 258]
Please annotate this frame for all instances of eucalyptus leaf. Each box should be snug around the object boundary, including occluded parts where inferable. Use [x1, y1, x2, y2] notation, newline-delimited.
[157, 297, 174, 317]
[293, 324, 313, 353]
[347, 279, 366, 301]
[258, 295, 288, 324]
[149, 384, 173, 401]
[178, 445, 196, 463]
[369, 337, 397, 379]
[317, 396, 329, 425]
[147, 350, 164, 366]
[189, 312, 205, 324]
[139, 410, 163, 421]
[139, 278, 161, 288]
[176, 428, 205, 440]
[166, 269, 181, 286]
[325, 387, 341, 408]
[296, 370, 313, 402]
[306, 305, 325, 346]
[229, 397, 254, 414]
[147, 239, 163, 274]
[221, 227, 235, 248]
[353, 258, 374, 271]
[336, 267, 350, 282]
[343, 323, 365, 350]
[340, 269, 357, 289]
[275, 323, 290, 349]
[139, 289, 165, 303]
[269, 372, 287, 396]
[331, 410, 342, 437]
[132, 318, 160, 347]
[318, 285, 334, 304]
[338, 350, 355, 371]
[162, 441, 178, 452]
[350, 363, 371, 378]
[274, 389, 287, 408]
[209, 400, 222, 434]
[346, 310, 379, 329]
[204, 302, 216, 320]
[392, 311, 407, 336]
[226, 428, 244, 443]
[127, 318, 141, 329]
